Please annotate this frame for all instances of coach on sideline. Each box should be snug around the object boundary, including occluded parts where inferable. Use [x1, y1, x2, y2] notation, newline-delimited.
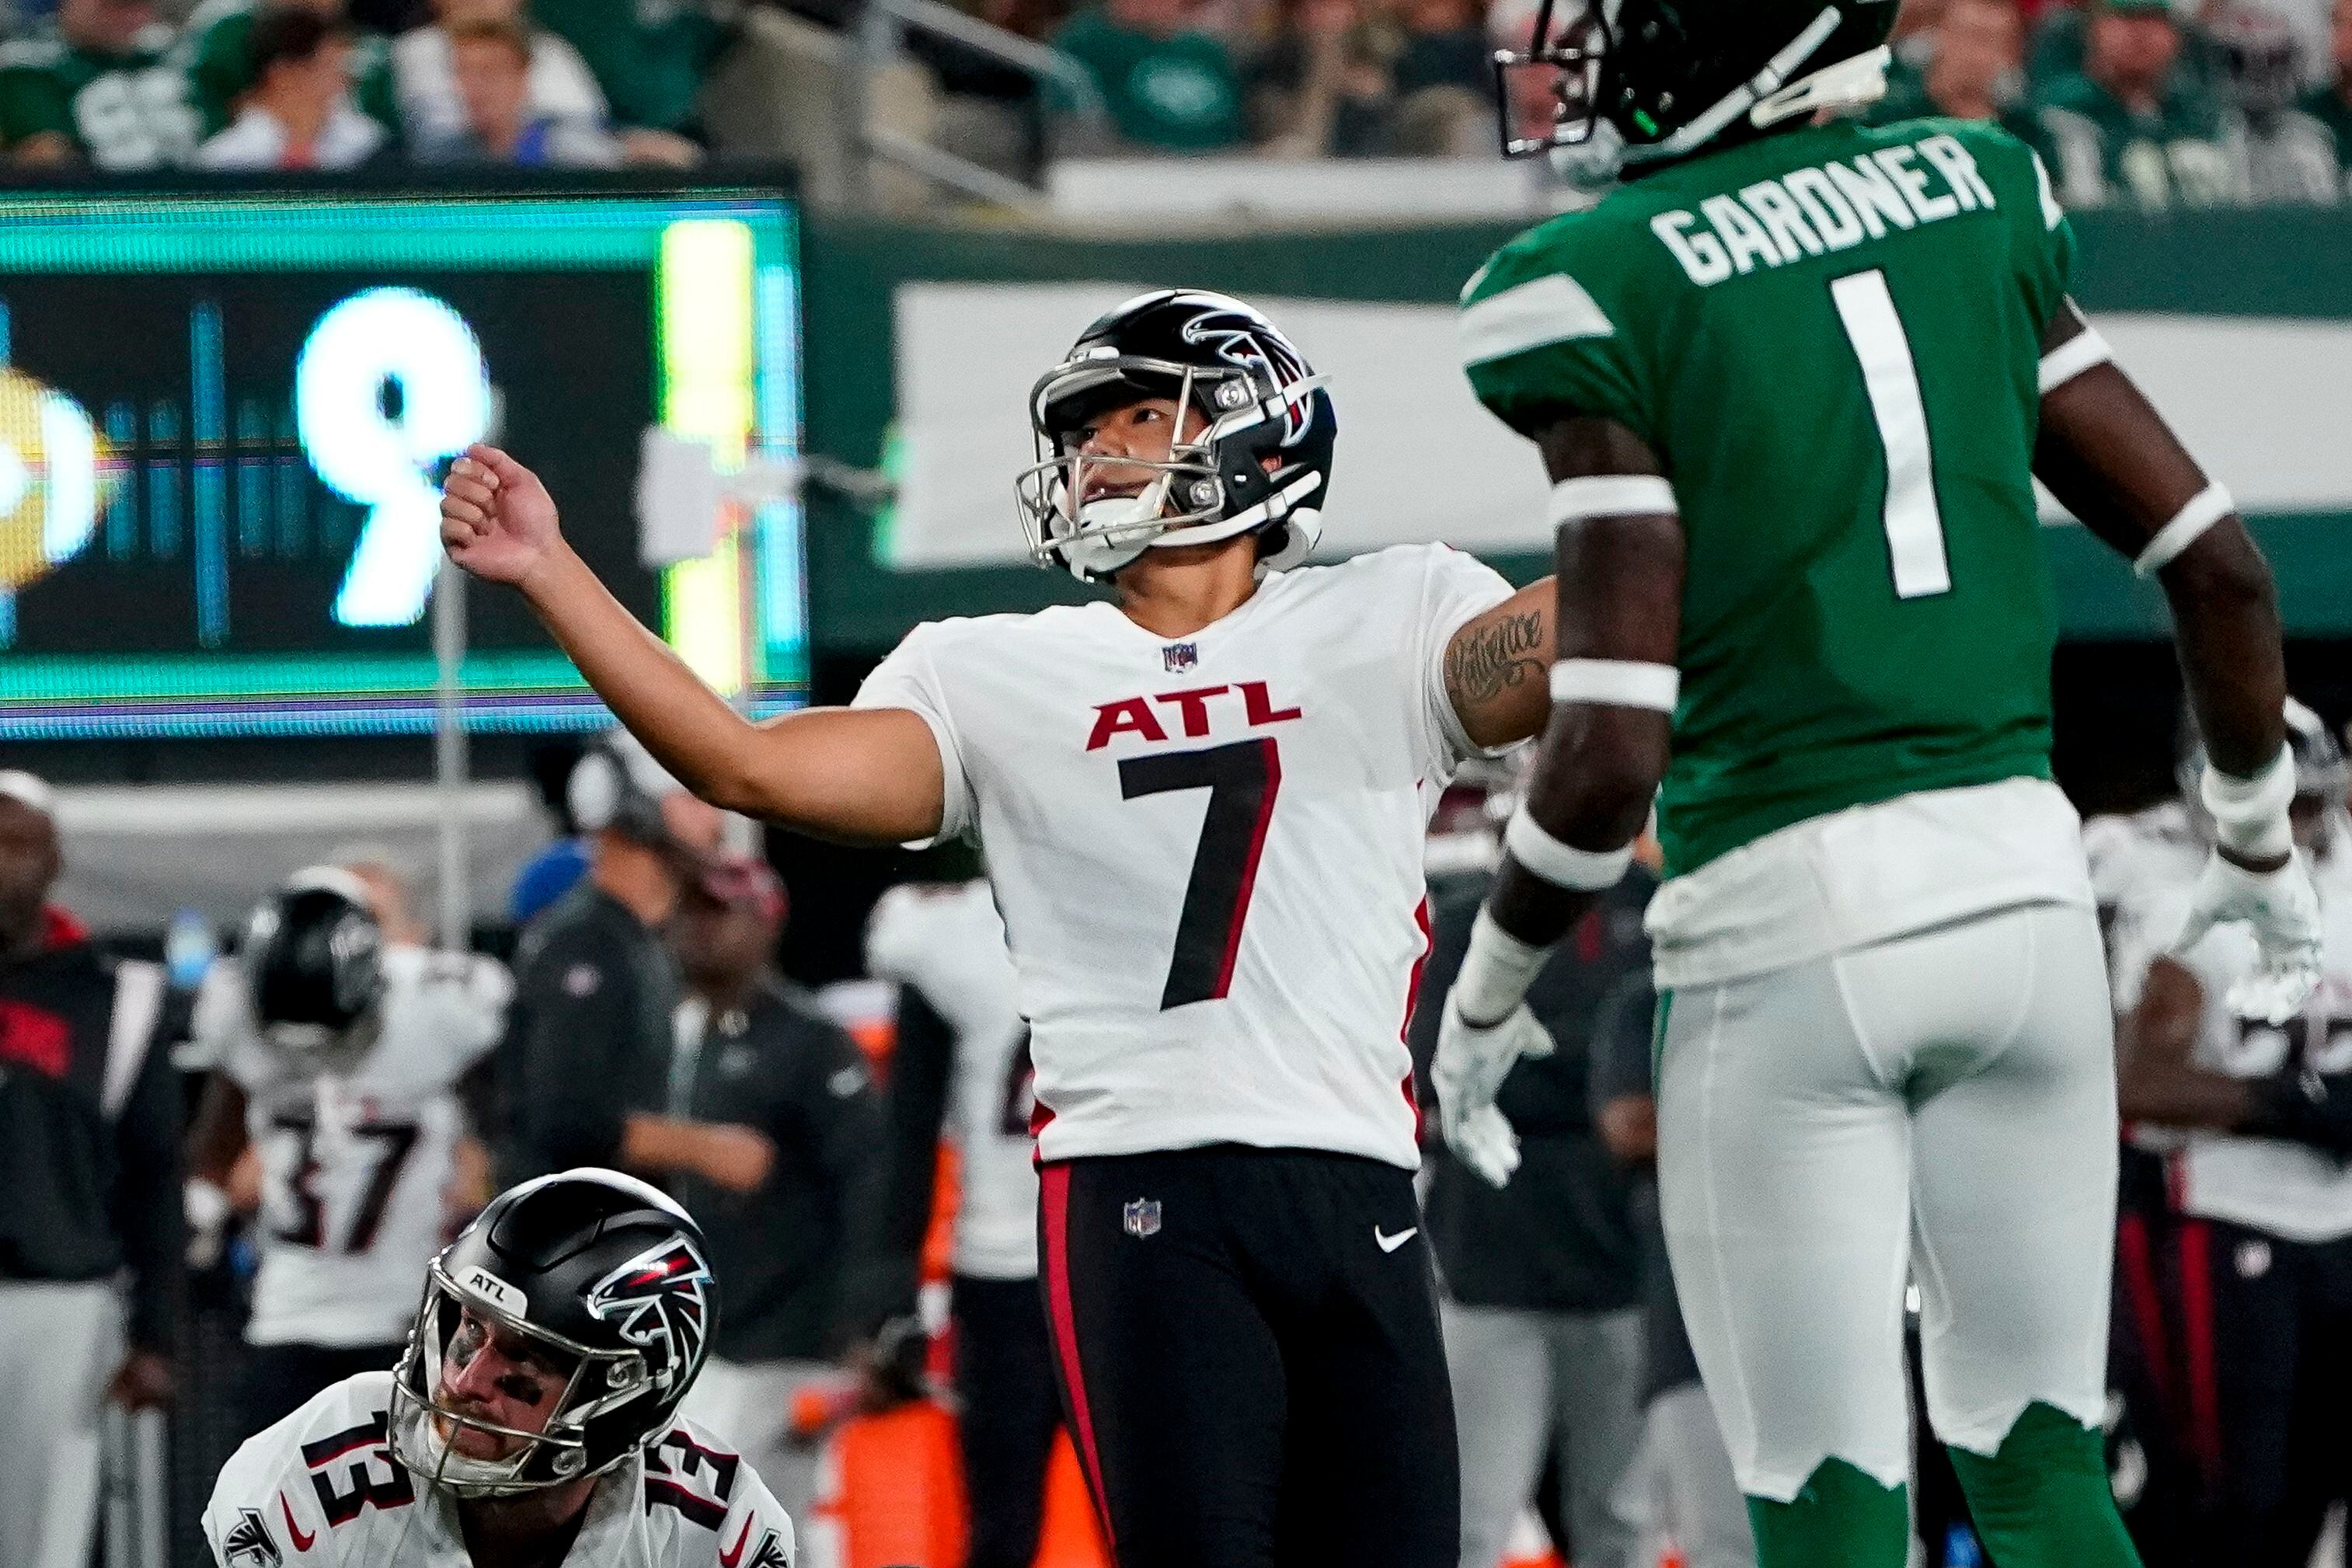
[0, 770, 181, 1568]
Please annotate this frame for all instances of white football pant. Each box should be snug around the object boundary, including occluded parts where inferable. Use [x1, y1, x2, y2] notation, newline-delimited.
[1656, 901, 2118, 1503]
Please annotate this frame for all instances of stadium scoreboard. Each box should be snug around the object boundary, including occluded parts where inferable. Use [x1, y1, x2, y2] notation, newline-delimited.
[0, 181, 806, 739]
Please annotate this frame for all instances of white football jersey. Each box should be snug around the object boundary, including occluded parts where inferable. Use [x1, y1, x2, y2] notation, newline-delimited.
[198, 946, 512, 1347]
[854, 542, 1511, 1169]
[867, 880, 1037, 1280]
[2095, 803, 2352, 1242]
[203, 1371, 794, 1568]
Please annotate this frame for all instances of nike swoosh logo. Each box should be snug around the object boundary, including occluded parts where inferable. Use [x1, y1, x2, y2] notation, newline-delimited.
[280, 1493, 315, 1552]
[1375, 1225, 1417, 1253]
[720, 1514, 754, 1568]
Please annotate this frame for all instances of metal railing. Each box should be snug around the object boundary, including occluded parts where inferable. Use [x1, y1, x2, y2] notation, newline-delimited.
[846, 0, 1112, 207]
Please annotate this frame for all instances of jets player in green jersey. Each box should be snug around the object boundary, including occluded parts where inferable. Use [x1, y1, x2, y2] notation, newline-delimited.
[0, 0, 197, 169]
[1430, 3, 2322, 1566]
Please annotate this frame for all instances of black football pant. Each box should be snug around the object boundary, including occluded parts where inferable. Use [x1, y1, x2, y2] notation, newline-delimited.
[953, 1273, 1066, 1568]
[235, 1340, 406, 1441]
[2113, 1210, 2352, 1568]
[1037, 1145, 1458, 1568]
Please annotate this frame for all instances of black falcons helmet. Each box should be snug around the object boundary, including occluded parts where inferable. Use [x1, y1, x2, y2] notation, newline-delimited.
[389, 1169, 717, 1496]
[1014, 289, 1336, 583]
[245, 869, 384, 1051]
[1493, 0, 1901, 167]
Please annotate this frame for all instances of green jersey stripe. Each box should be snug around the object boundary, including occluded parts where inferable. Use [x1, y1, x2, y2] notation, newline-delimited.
[1458, 272, 1617, 368]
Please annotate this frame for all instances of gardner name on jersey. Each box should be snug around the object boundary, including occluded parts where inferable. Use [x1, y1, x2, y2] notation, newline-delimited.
[1462, 115, 2074, 893]
[855, 541, 1511, 1170]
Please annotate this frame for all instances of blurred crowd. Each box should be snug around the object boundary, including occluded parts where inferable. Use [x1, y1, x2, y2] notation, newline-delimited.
[0, 0, 2343, 202]
[0, 0, 722, 169]
[1025, 0, 2352, 200]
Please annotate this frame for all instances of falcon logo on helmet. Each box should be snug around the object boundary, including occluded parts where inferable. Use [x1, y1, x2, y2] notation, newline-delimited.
[584, 1237, 713, 1393]
[1015, 289, 1338, 584]
[388, 1169, 722, 1499]
[1179, 308, 1315, 445]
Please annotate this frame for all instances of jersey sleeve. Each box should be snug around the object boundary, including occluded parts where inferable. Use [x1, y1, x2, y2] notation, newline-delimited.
[863, 883, 932, 983]
[1948, 118, 2077, 336]
[202, 1414, 343, 1568]
[193, 963, 277, 1091]
[852, 621, 976, 846]
[1411, 543, 1517, 773]
[1458, 211, 1652, 441]
[2088, 821, 2188, 1012]
[418, 952, 514, 1077]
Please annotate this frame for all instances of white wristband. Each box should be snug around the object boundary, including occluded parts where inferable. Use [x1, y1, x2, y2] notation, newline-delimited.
[1549, 475, 1678, 526]
[1454, 907, 1549, 1026]
[2037, 326, 2112, 394]
[1551, 660, 1679, 713]
[2134, 484, 2232, 578]
[2203, 744, 2295, 861]
[1505, 804, 1635, 891]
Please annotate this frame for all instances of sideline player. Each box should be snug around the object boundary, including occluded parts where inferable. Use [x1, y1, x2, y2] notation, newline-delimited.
[2098, 702, 2352, 1566]
[441, 289, 1560, 1566]
[186, 863, 510, 1437]
[1430, 3, 2316, 1566]
[203, 1168, 793, 1568]
[868, 878, 1062, 1568]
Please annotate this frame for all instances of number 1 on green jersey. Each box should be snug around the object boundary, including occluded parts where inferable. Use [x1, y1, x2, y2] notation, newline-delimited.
[1831, 268, 1952, 601]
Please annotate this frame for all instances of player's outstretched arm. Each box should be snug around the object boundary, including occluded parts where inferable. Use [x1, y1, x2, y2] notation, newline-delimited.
[1482, 415, 1682, 959]
[2037, 303, 2317, 1021]
[1431, 414, 1681, 1189]
[441, 447, 945, 845]
[2035, 301, 2286, 790]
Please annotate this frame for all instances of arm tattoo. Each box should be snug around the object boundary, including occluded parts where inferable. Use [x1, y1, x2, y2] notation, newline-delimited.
[1444, 610, 1547, 713]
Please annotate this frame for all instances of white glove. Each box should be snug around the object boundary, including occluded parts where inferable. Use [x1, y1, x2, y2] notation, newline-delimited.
[1431, 993, 1555, 1189]
[2171, 848, 2324, 1024]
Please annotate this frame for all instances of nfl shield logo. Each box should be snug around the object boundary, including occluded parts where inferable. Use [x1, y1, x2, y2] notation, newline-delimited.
[1123, 1197, 1162, 1238]
[1162, 643, 1198, 673]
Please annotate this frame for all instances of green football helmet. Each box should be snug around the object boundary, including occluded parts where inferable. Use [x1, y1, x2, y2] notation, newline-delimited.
[1491, 0, 1901, 169]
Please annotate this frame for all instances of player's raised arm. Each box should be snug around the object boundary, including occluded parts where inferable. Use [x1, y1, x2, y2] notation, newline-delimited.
[1430, 413, 1683, 1187]
[2034, 304, 2318, 1020]
[440, 446, 946, 845]
[1485, 415, 1682, 952]
[2035, 301, 2285, 783]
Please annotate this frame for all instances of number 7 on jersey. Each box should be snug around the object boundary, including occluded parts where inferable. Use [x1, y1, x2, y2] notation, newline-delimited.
[1120, 738, 1283, 1010]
